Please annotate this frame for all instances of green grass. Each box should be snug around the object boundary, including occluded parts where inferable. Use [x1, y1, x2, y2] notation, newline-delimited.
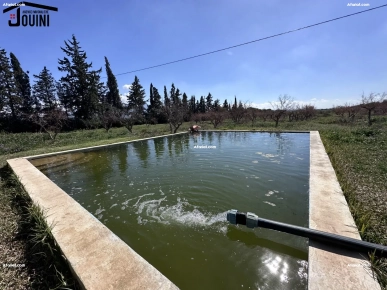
[0, 115, 386, 289]
[319, 125, 387, 288]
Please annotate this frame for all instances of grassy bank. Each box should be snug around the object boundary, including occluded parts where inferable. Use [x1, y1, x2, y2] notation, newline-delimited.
[0, 117, 386, 289]
[0, 166, 81, 289]
[319, 127, 387, 288]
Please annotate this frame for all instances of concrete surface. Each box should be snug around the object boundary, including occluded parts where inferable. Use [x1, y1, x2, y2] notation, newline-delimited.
[309, 131, 380, 290]
[7, 157, 179, 290]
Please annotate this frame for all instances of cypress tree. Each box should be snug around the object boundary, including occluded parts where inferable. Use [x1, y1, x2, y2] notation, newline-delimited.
[32, 66, 57, 111]
[189, 96, 196, 114]
[164, 85, 170, 107]
[169, 83, 181, 105]
[146, 83, 154, 121]
[88, 70, 107, 108]
[152, 86, 162, 112]
[0, 48, 20, 120]
[195, 100, 200, 114]
[149, 83, 154, 109]
[238, 100, 244, 109]
[182, 93, 188, 108]
[206, 93, 213, 111]
[56, 81, 70, 117]
[104, 56, 122, 109]
[164, 83, 185, 133]
[213, 99, 220, 111]
[10, 52, 32, 114]
[199, 96, 206, 113]
[127, 75, 146, 122]
[151, 85, 163, 123]
[58, 34, 103, 120]
[182, 92, 189, 121]
[223, 99, 228, 110]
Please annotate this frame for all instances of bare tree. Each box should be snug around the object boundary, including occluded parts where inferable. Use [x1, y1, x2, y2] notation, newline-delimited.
[302, 104, 316, 120]
[119, 109, 143, 133]
[360, 92, 386, 126]
[287, 105, 297, 122]
[82, 115, 101, 130]
[258, 109, 271, 122]
[229, 101, 246, 124]
[164, 101, 187, 133]
[342, 103, 360, 123]
[208, 108, 228, 128]
[97, 104, 121, 132]
[28, 109, 67, 140]
[377, 100, 387, 115]
[291, 104, 316, 121]
[333, 105, 346, 121]
[191, 113, 202, 124]
[245, 106, 260, 126]
[270, 95, 294, 127]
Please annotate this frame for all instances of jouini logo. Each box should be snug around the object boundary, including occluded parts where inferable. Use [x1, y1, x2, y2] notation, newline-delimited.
[3, 2, 58, 27]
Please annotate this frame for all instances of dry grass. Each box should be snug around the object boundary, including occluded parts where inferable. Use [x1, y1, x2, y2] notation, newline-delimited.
[0, 166, 80, 289]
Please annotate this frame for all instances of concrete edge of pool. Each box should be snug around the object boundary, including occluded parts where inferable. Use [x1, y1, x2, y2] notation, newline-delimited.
[23, 132, 187, 161]
[6, 131, 381, 289]
[309, 131, 380, 290]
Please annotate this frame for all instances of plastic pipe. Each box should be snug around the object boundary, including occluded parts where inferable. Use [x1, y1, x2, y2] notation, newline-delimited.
[226, 209, 387, 258]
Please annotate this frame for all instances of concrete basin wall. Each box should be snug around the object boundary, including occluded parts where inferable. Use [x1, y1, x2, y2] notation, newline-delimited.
[8, 134, 182, 290]
[309, 131, 380, 290]
[6, 131, 381, 289]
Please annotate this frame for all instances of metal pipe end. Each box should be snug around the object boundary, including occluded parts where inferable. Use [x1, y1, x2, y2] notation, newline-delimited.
[227, 209, 238, 225]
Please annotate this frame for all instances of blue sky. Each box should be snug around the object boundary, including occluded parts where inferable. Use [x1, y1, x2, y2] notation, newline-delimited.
[2, 0, 387, 109]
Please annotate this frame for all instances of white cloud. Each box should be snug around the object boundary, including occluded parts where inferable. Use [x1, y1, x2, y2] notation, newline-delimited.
[123, 84, 132, 90]
[250, 102, 271, 109]
[227, 51, 233, 56]
[120, 94, 127, 104]
[249, 98, 357, 110]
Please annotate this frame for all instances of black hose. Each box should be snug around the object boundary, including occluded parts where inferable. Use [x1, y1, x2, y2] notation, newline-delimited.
[229, 210, 387, 258]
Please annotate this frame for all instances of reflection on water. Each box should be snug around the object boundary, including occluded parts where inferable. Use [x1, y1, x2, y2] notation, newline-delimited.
[31, 132, 310, 290]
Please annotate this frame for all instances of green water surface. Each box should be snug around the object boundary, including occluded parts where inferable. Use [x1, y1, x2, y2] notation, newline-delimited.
[32, 132, 310, 290]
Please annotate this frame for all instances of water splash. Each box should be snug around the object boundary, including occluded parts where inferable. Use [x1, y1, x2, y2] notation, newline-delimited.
[160, 200, 227, 228]
[133, 193, 156, 207]
[123, 193, 228, 234]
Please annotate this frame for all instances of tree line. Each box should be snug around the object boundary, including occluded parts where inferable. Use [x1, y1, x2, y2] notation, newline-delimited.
[1, 35, 386, 137]
[0, 35, 249, 135]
